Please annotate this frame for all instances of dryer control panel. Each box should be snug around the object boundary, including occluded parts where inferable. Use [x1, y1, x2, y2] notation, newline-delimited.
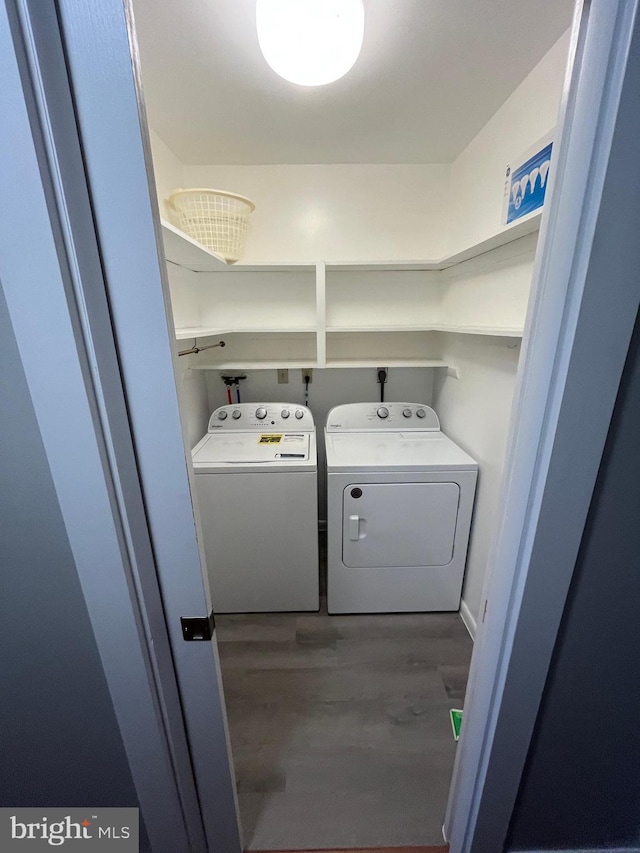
[208, 403, 315, 432]
[326, 402, 440, 432]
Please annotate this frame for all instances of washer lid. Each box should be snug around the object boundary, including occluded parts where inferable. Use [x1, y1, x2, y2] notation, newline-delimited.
[325, 431, 477, 472]
[192, 431, 316, 472]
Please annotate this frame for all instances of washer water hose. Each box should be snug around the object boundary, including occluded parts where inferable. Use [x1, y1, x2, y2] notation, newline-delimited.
[221, 374, 246, 405]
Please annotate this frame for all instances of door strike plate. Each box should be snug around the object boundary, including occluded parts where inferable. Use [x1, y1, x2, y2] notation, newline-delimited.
[181, 611, 215, 641]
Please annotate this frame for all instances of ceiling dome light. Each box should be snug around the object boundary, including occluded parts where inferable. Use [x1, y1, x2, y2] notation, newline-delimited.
[256, 0, 364, 87]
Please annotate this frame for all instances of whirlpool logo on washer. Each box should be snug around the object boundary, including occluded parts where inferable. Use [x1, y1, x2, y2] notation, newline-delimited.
[1, 809, 138, 850]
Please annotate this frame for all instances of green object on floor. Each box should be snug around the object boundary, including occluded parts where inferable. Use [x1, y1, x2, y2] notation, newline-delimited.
[450, 709, 463, 741]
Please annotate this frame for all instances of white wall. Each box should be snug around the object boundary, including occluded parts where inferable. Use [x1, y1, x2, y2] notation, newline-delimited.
[432, 333, 521, 631]
[440, 233, 537, 332]
[447, 30, 570, 254]
[182, 164, 451, 263]
[430, 30, 569, 629]
[148, 127, 184, 222]
[432, 235, 536, 627]
[205, 366, 435, 523]
[149, 130, 451, 263]
[173, 348, 210, 450]
[433, 235, 537, 630]
[166, 263, 210, 448]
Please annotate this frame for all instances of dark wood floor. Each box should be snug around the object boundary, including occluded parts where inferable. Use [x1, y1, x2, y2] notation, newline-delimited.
[216, 604, 472, 850]
[251, 847, 449, 853]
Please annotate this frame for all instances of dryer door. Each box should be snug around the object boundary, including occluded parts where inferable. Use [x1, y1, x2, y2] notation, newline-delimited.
[342, 482, 460, 568]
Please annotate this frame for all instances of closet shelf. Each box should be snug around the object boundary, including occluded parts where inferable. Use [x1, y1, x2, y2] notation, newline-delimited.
[162, 212, 540, 274]
[175, 326, 316, 340]
[325, 358, 448, 369]
[326, 324, 524, 337]
[175, 326, 233, 340]
[189, 359, 318, 371]
[162, 220, 315, 273]
[178, 324, 523, 340]
[188, 358, 448, 371]
[326, 324, 437, 333]
[431, 324, 524, 337]
[166, 215, 532, 364]
[437, 215, 540, 268]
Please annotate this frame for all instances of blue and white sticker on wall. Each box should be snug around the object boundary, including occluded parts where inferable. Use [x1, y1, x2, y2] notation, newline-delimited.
[504, 134, 553, 225]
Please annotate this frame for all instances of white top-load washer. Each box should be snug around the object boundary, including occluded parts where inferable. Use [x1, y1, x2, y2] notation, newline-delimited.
[325, 402, 477, 614]
[192, 403, 319, 613]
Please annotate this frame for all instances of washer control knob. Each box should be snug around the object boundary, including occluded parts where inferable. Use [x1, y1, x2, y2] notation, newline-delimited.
[281, 409, 290, 419]
[295, 409, 304, 419]
[217, 410, 228, 420]
[377, 406, 389, 419]
[232, 409, 242, 419]
[255, 407, 267, 420]
[416, 408, 426, 418]
[403, 408, 412, 418]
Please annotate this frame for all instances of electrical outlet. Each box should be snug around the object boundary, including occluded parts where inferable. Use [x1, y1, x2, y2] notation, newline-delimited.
[377, 367, 388, 382]
[277, 368, 289, 384]
[302, 368, 313, 384]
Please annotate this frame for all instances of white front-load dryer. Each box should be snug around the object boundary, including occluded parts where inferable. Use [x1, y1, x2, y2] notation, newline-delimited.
[192, 403, 319, 613]
[325, 402, 477, 614]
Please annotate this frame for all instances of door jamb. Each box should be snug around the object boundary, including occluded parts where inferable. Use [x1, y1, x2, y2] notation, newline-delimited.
[445, 1, 640, 849]
[1, 0, 242, 850]
[0, 2, 208, 850]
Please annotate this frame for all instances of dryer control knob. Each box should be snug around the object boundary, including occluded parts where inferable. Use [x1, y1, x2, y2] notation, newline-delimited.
[403, 408, 412, 418]
[281, 409, 290, 419]
[295, 409, 304, 419]
[255, 407, 267, 420]
[377, 406, 389, 419]
[416, 408, 426, 418]
[232, 410, 242, 419]
[217, 410, 228, 420]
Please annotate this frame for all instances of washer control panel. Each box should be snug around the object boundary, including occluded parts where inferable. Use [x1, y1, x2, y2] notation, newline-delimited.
[208, 403, 314, 431]
[326, 402, 440, 431]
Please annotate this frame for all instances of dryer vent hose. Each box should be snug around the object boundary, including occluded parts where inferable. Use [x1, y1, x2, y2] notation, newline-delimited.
[378, 368, 387, 403]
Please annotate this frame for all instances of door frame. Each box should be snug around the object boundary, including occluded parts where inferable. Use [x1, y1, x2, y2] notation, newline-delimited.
[0, 0, 240, 851]
[445, 0, 640, 849]
[2, 1, 640, 852]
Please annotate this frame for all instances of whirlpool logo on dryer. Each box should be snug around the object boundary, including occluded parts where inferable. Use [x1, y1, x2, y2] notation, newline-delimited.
[1, 808, 138, 850]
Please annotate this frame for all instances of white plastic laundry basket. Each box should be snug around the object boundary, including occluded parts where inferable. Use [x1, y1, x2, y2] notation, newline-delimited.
[168, 188, 255, 264]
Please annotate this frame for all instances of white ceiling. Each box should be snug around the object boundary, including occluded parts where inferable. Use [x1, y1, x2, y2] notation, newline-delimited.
[132, 0, 573, 165]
